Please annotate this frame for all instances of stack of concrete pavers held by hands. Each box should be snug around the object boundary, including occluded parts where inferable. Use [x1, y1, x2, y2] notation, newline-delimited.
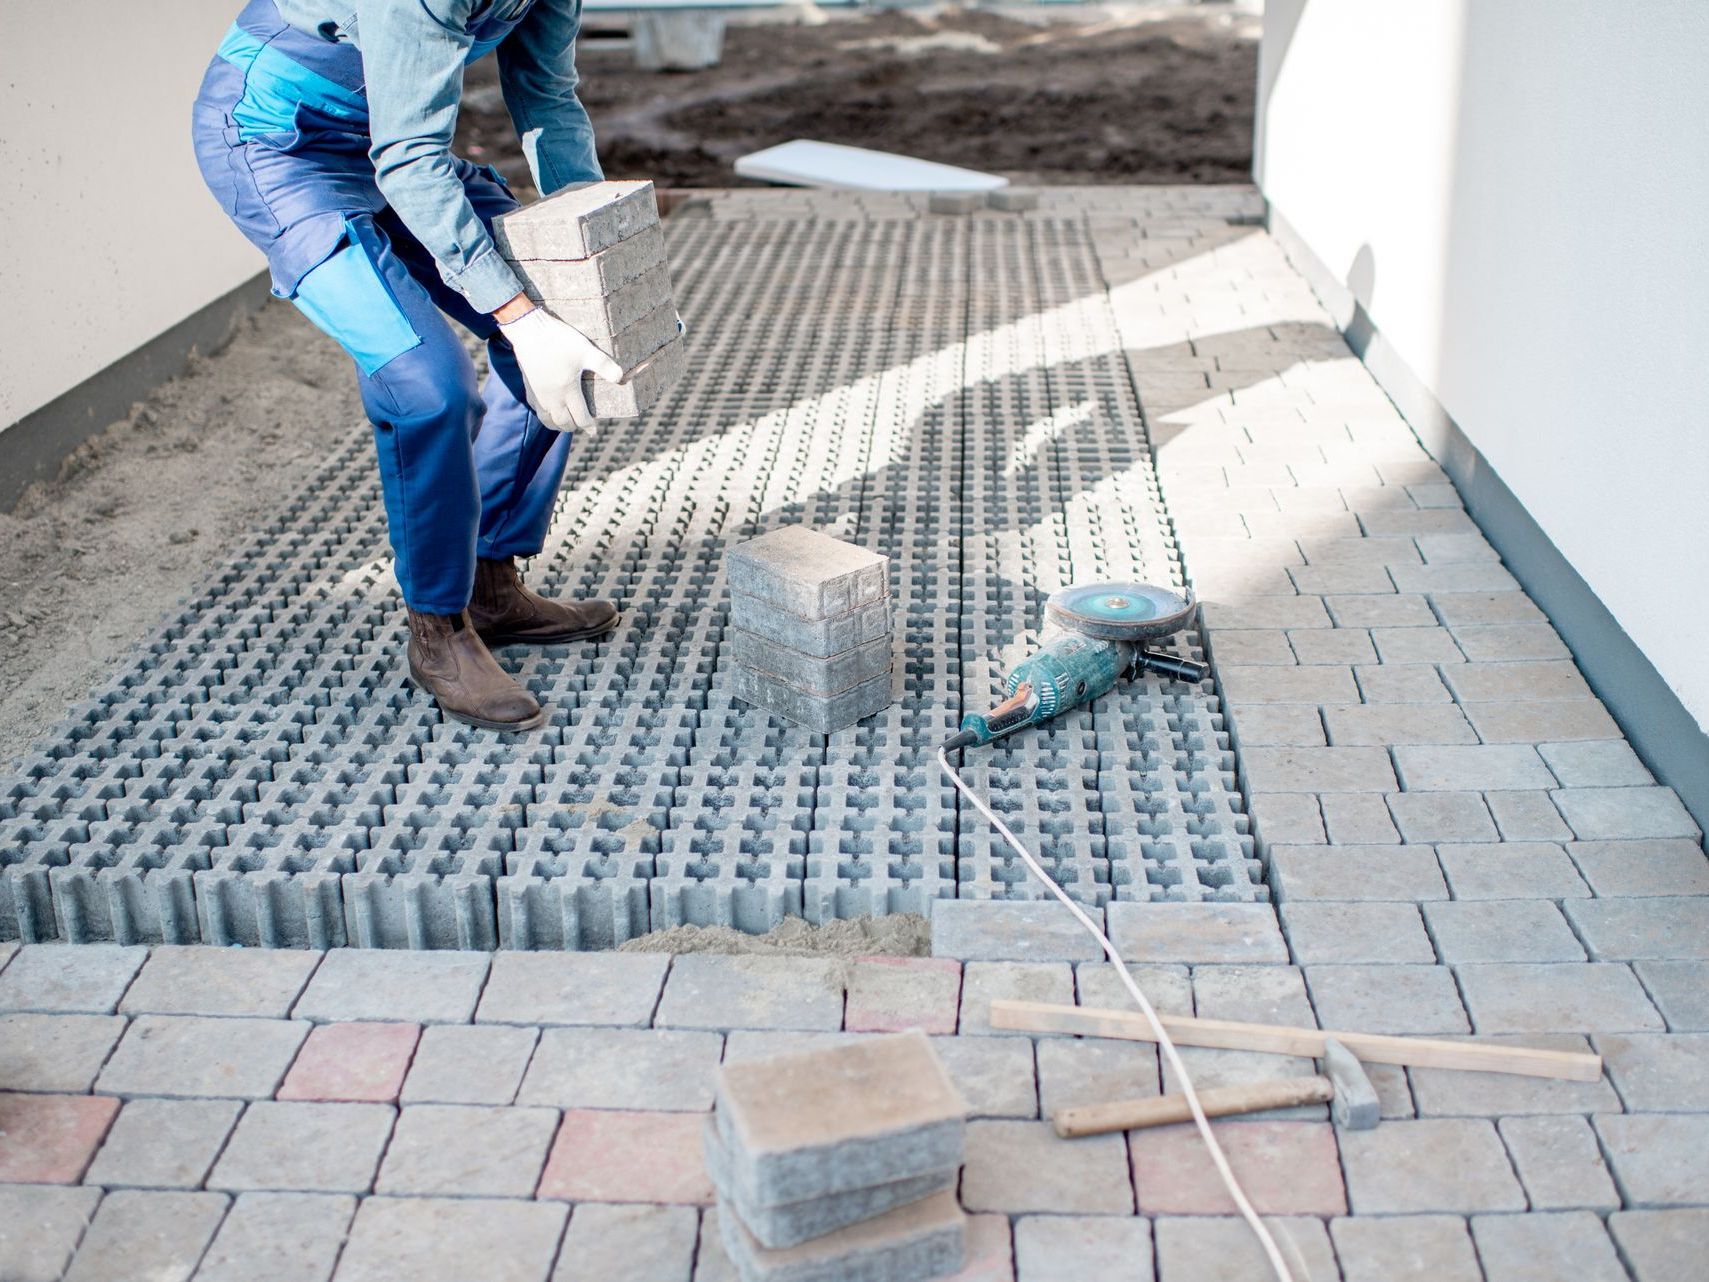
[493, 179, 685, 418]
[727, 525, 894, 732]
[704, 1031, 970, 1282]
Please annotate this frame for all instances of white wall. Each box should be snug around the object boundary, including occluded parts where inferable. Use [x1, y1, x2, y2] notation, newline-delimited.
[0, 1, 263, 429]
[1258, 0, 1709, 731]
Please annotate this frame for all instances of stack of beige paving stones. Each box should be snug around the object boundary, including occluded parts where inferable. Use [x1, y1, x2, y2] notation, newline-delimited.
[494, 179, 685, 417]
[726, 525, 894, 732]
[704, 1031, 970, 1282]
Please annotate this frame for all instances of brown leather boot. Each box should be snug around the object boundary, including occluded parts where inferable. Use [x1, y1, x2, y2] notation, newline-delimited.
[406, 608, 546, 732]
[469, 556, 620, 647]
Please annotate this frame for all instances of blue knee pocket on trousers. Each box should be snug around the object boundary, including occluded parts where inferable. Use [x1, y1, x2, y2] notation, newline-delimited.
[289, 221, 422, 376]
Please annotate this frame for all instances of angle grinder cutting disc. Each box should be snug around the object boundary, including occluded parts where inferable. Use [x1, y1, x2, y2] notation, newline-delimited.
[1044, 582, 1196, 641]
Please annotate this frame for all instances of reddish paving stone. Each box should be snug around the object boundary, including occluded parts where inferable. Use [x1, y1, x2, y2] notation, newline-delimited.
[278, 1022, 421, 1102]
[845, 957, 962, 1035]
[0, 1092, 119, 1183]
[1130, 1121, 1345, 1216]
[537, 1109, 713, 1204]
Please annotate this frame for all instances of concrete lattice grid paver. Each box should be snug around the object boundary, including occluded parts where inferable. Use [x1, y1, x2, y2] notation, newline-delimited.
[1, 187, 1707, 1279]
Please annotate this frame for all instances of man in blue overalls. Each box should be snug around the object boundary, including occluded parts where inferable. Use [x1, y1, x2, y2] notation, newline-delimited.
[192, 0, 624, 732]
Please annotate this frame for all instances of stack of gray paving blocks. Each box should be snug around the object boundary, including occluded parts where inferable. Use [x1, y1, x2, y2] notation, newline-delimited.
[727, 525, 893, 733]
[705, 1031, 969, 1282]
[494, 179, 684, 418]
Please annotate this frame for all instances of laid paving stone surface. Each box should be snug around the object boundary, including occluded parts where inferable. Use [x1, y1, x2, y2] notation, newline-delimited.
[1434, 843, 1589, 900]
[1422, 900, 1585, 962]
[1454, 962, 1664, 1033]
[1132, 1121, 1345, 1216]
[60, 1189, 227, 1282]
[930, 901, 1103, 962]
[0, 946, 147, 1015]
[293, 950, 490, 1025]
[1339, 1119, 1525, 1213]
[1075, 963, 1193, 1016]
[278, 1021, 419, 1102]
[210, 1101, 395, 1194]
[1566, 838, 1709, 896]
[958, 962, 1074, 1037]
[1035, 1039, 1160, 1117]
[1408, 1034, 1619, 1116]
[554, 1202, 700, 1282]
[401, 1024, 539, 1105]
[961, 1120, 1132, 1215]
[1104, 904, 1287, 964]
[97, 1014, 308, 1098]
[83, 1097, 242, 1189]
[844, 956, 961, 1035]
[928, 1036, 1038, 1119]
[194, 1192, 356, 1282]
[1270, 845, 1447, 902]
[120, 946, 321, 1018]
[1013, 1215, 1153, 1282]
[0, 1014, 126, 1092]
[1329, 1214, 1482, 1282]
[377, 1104, 559, 1198]
[1279, 901, 1435, 964]
[0, 1185, 101, 1282]
[1596, 1032, 1709, 1111]
[1304, 964, 1469, 1035]
[1497, 1115, 1620, 1210]
[1608, 1208, 1709, 1282]
[1153, 1215, 1336, 1282]
[477, 951, 669, 1027]
[1632, 959, 1709, 1030]
[1596, 1114, 1709, 1206]
[1565, 897, 1709, 960]
[334, 1196, 567, 1282]
[654, 956, 844, 1032]
[518, 1027, 723, 1111]
[538, 1109, 713, 1205]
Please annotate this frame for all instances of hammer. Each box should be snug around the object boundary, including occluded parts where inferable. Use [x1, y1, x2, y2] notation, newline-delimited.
[1052, 1037, 1380, 1138]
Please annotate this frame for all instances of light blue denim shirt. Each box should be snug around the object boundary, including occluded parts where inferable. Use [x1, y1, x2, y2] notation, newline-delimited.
[273, 0, 598, 313]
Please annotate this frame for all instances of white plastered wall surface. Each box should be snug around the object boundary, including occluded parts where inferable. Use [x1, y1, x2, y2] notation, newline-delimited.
[0, 1, 264, 429]
[1257, 0, 1709, 731]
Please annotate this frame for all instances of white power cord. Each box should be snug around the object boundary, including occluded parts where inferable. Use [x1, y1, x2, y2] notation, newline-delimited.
[938, 746, 1297, 1282]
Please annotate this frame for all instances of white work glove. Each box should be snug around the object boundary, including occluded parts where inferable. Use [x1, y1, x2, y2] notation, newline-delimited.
[498, 306, 625, 431]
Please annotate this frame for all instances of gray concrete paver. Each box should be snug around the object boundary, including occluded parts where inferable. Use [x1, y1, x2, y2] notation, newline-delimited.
[517, 1027, 722, 1111]
[210, 1102, 394, 1194]
[293, 950, 490, 1025]
[1566, 839, 1709, 896]
[1607, 1208, 1709, 1282]
[0, 1014, 127, 1092]
[84, 1098, 243, 1189]
[376, 1104, 558, 1197]
[1565, 897, 1709, 960]
[931, 900, 1103, 962]
[1279, 902, 1435, 964]
[1271, 846, 1447, 902]
[1338, 1118, 1524, 1213]
[97, 1015, 309, 1098]
[553, 1202, 699, 1282]
[476, 951, 669, 1027]
[1104, 904, 1287, 964]
[1392, 745, 1556, 792]
[654, 955, 844, 1032]
[0, 945, 147, 1015]
[1332, 1214, 1484, 1282]
[1036, 1039, 1159, 1117]
[1632, 960, 1709, 1030]
[1422, 900, 1585, 963]
[1456, 962, 1664, 1032]
[1408, 1034, 1619, 1116]
[1595, 1032, 1709, 1111]
[1470, 1211, 1627, 1282]
[0, 1185, 102, 1282]
[1497, 1115, 1620, 1210]
[1304, 965, 1469, 1035]
[927, 1035, 1037, 1118]
[333, 1196, 567, 1282]
[400, 1024, 539, 1105]
[958, 962, 1074, 1036]
[62, 1189, 227, 1282]
[1434, 843, 1589, 899]
[1014, 1215, 1152, 1282]
[961, 1119, 1133, 1214]
[121, 946, 321, 1019]
[1552, 786, 1699, 841]
[192, 1192, 355, 1282]
[1154, 1216, 1336, 1282]
[1595, 1114, 1709, 1207]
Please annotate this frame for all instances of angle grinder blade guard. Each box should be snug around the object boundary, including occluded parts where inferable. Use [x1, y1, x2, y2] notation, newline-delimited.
[1045, 582, 1196, 641]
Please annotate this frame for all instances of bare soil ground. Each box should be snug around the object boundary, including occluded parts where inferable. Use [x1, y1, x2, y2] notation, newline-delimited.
[0, 6, 1255, 764]
[459, 5, 1258, 190]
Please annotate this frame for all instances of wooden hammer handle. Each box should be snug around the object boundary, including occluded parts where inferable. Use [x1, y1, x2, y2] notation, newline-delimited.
[1053, 1076, 1334, 1138]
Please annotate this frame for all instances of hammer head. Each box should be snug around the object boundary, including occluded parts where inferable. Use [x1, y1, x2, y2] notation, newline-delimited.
[1322, 1037, 1380, 1131]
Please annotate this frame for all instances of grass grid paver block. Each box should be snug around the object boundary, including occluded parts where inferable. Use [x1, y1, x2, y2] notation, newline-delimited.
[538, 1109, 714, 1204]
[1596, 1113, 1709, 1206]
[83, 1097, 242, 1189]
[1564, 897, 1709, 960]
[210, 1100, 395, 1193]
[961, 1119, 1132, 1215]
[120, 945, 321, 1018]
[1607, 1208, 1709, 1282]
[1339, 1119, 1525, 1213]
[97, 1014, 308, 1098]
[401, 1023, 539, 1105]
[1498, 1116, 1620, 1210]
[476, 950, 669, 1027]
[655, 955, 845, 1032]
[844, 957, 961, 1035]
[715, 1188, 965, 1282]
[0, 1185, 101, 1282]
[1329, 1214, 1482, 1282]
[0, 1013, 126, 1091]
[194, 1192, 356, 1282]
[0, 1092, 118, 1183]
[726, 527, 888, 620]
[1455, 962, 1664, 1032]
[517, 1027, 724, 1111]
[712, 1031, 967, 1206]
[377, 1103, 558, 1197]
[553, 1202, 700, 1282]
[930, 899, 1104, 962]
[1153, 1216, 1333, 1282]
[1130, 1120, 1346, 1216]
[1105, 903, 1287, 964]
[0, 944, 147, 1013]
[334, 1196, 568, 1282]
[1014, 1215, 1152, 1282]
[928, 1035, 1037, 1118]
[278, 1021, 420, 1102]
[292, 949, 489, 1024]
[494, 179, 660, 260]
[704, 1115, 955, 1250]
[60, 1189, 227, 1282]
[1469, 1211, 1629, 1282]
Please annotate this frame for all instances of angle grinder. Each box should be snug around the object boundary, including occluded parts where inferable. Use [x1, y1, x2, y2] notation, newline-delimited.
[944, 582, 1209, 750]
